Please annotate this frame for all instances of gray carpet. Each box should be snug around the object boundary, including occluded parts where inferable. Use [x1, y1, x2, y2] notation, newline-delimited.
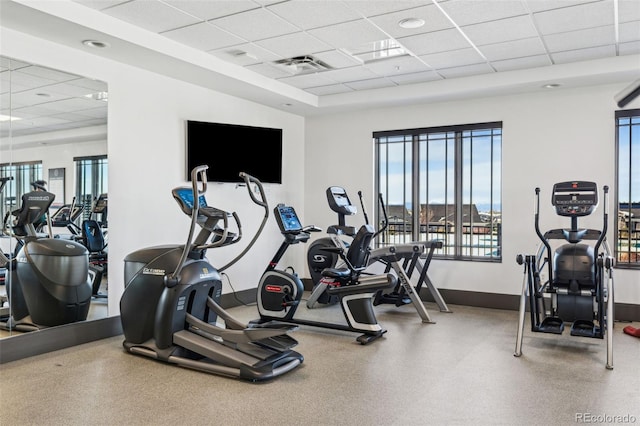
[1, 302, 638, 426]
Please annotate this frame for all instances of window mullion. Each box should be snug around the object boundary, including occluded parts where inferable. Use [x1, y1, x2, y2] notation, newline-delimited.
[455, 131, 463, 258]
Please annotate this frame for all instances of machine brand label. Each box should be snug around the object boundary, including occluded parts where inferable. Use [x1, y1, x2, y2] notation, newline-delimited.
[199, 267, 216, 280]
[17, 256, 28, 263]
[65, 244, 75, 249]
[265, 285, 283, 293]
[312, 255, 327, 263]
[142, 267, 165, 276]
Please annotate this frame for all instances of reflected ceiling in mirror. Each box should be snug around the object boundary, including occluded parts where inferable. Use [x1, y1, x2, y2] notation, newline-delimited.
[0, 55, 107, 148]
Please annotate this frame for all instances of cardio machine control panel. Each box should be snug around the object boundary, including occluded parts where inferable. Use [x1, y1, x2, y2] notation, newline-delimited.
[552, 181, 598, 217]
[274, 204, 303, 234]
[172, 187, 228, 220]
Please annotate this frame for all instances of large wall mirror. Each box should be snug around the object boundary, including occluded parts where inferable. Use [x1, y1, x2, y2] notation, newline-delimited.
[0, 55, 108, 341]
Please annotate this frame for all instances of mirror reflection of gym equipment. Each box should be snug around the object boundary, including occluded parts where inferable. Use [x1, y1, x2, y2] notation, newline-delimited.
[0, 55, 109, 342]
[514, 181, 615, 369]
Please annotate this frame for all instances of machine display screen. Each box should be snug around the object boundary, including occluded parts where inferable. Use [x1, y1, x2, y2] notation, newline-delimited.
[276, 205, 302, 232]
[175, 188, 208, 209]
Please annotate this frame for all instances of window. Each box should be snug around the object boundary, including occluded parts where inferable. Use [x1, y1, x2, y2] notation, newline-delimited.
[375, 122, 502, 261]
[0, 161, 42, 226]
[616, 109, 640, 267]
[75, 155, 108, 220]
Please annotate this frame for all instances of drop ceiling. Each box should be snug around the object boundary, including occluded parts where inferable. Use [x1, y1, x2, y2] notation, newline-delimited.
[1, 0, 639, 120]
[0, 56, 108, 140]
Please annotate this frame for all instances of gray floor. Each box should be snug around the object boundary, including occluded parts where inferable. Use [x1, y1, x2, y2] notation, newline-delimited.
[1, 302, 638, 426]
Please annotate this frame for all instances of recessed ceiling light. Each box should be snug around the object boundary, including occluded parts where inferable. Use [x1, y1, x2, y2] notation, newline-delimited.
[82, 40, 110, 49]
[543, 83, 561, 89]
[398, 18, 425, 29]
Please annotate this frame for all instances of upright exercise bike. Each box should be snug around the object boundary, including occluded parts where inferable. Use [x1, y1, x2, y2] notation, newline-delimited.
[120, 166, 303, 381]
[254, 203, 396, 345]
[514, 181, 615, 369]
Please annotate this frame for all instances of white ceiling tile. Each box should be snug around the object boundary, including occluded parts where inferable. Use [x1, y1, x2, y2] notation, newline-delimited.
[276, 73, 337, 89]
[524, 0, 598, 14]
[440, 0, 527, 26]
[551, 45, 617, 63]
[342, 0, 425, 18]
[267, 1, 361, 30]
[72, 0, 129, 11]
[313, 50, 362, 69]
[364, 55, 431, 76]
[619, 0, 640, 23]
[344, 77, 396, 90]
[102, 0, 201, 33]
[210, 43, 281, 66]
[18, 65, 81, 83]
[322, 66, 379, 83]
[10, 90, 70, 107]
[68, 78, 108, 92]
[462, 15, 539, 46]
[0, 57, 30, 71]
[437, 62, 494, 79]
[244, 62, 295, 79]
[163, 0, 260, 21]
[619, 21, 640, 43]
[544, 26, 615, 53]
[533, 1, 615, 35]
[78, 107, 108, 119]
[7, 70, 58, 90]
[39, 97, 104, 113]
[387, 70, 442, 85]
[619, 40, 640, 55]
[304, 84, 353, 96]
[255, 32, 332, 59]
[479, 37, 547, 61]
[419, 47, 485, 68]
[212, 7, 300, 41]
[491, 54, 551, 72]
[368, 4, 453, 38]
[308, 19, 389, 49]
[399, 28, 472, 55]
[162, 22, 245, 51]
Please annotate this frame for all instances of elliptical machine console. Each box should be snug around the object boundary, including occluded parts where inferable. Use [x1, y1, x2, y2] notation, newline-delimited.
[514, 181, 615, 369]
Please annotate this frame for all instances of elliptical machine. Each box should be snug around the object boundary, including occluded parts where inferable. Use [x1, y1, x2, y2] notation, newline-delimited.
[119, 166, 303, 381]
[514, 181, 615, 369]
[254, 203, 397, 345]
[0, 182, 92, 331]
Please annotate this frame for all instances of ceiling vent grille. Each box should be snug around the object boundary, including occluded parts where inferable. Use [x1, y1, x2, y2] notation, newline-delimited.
[273, 55, 332, 75]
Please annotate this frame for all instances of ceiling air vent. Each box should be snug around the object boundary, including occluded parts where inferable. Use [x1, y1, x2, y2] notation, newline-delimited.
[273, 55, 332, 75]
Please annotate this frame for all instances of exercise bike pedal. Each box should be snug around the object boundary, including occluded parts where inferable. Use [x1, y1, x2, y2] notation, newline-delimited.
[570, 320, 596, 338]
[538, 316, 565, 334]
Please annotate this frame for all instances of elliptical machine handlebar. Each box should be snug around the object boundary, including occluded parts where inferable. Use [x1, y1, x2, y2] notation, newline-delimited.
[166, 165, 210, 287]
[218, 172, 270, 272]
[594, 185, 609, 256]
[240, 172, 268, 208]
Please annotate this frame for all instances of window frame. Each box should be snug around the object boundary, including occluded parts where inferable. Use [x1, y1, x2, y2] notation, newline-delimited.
[615, 109, 640, 269]
[374, 121, 502, 262]
[74, 155, 108, 221]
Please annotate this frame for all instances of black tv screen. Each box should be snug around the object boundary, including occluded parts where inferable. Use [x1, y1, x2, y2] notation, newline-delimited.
[186, 120, 283, 183]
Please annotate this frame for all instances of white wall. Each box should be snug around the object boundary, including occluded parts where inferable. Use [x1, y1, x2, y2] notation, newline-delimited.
[2, 29, 306, 317]
[305, 85, 640, 306]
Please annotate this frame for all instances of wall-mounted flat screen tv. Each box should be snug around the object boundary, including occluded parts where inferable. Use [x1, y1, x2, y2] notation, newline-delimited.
[186, 120, 283, 184]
